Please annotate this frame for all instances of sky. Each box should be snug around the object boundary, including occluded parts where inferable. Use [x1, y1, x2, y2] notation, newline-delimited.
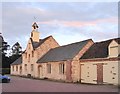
[1, 1, 118, 51]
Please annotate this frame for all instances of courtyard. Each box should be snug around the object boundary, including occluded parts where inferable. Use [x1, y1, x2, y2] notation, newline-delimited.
[2, 75, 119, 92]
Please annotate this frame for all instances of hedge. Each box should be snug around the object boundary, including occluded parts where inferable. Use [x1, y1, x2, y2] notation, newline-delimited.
[0, 68, 10, 74]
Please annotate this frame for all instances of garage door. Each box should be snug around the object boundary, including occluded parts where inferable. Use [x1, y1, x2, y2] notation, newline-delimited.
[103, 63, 118, 85]
[81, 63, 97, 84]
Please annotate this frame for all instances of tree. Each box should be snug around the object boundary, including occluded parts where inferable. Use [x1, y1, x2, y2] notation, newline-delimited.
[0, 34, 10, 68]
[0, 35, 10, 56]
[8, 42, 22, 66]
[11, 42, 22, 56]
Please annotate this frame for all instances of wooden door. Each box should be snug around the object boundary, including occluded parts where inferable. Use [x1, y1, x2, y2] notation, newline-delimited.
[97, 63, 103, 84]
[66, 61, 72, 82]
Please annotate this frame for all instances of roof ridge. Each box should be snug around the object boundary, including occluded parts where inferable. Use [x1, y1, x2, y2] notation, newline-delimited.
[11, 56, 22, 65]
[81, 37, 120, 59]
[54, 39, 92, 49]
[95, 37, 120, 44]
[31, 35, 53, 49]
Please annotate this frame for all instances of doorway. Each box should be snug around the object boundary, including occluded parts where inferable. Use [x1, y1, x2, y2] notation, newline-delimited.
[97, 63, 103, 84]
[38, 65, 43, 78]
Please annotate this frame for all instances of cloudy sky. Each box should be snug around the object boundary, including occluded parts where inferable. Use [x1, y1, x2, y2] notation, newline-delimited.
[1, 1, 118, 51]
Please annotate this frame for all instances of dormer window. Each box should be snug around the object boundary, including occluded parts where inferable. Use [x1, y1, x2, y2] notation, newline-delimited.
[109, 46, 118, 57]
[109, 40, 119, 57]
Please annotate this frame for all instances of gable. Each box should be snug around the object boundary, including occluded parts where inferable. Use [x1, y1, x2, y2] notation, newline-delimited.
[109, 40, 118, 48]
[31, 36, 53, 49]
[109, 40, 119, 57]
[25, 36, 53, 52]
[25, 38, 34, 52]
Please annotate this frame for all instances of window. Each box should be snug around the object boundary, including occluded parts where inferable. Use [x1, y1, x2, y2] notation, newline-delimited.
[25, 53, 27, 58]
[25, 64, 27, 71]
[32, 51, 34, 57]
[20, 66, 22, 71]
[29, 43, 31, 49]
[28, 54, 30, 62]
[47, 64, 51, 73]
[13, 66, 14, 71]
[31, 64, 34, 71]
[16, 66, 18, 71]
[109, 46, 118, 57]
[31, 32, 33, 37]
[59, 63, 64, 74]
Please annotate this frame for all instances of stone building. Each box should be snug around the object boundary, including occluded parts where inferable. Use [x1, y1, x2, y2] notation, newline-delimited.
[11, 22, 120, 85]
[79, 38, 120, 85]
[11, 22, 59, 78]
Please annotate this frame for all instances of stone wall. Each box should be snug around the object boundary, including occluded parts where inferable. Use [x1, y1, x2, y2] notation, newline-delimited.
[71, 40, 94, 82]
[37, 61, 66, 81]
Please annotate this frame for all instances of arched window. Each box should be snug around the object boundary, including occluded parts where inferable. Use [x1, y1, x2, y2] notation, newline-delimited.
[25, 52, 27, 58]
[32, 51, 34, 57]
[28, 54, 30, 62]
[25, 64, 27, 71]
[31, 64, 34, 71]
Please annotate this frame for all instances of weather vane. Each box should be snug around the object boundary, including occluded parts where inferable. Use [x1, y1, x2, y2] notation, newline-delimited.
[34, 16, 37, 22]
[32, 16, 39, 29]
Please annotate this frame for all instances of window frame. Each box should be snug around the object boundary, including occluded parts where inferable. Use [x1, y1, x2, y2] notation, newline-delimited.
[13, 66, 14, 71]
[47, 64, 51, 74]
[32, 51, 34, 57]
[31, 64, 34, 71]
[28, 54, 30, 62]
[16, 66, 18, 71]
[59, 63, 65, 74]
[25, 52, 27, 58]
[25, 64, 27, 71]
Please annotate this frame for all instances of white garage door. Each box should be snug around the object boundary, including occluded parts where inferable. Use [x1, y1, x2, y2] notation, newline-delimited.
[81, 63, 97, 84]
[103, 63, 118, 85]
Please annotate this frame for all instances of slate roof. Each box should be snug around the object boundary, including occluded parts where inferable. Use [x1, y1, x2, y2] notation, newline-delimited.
[11, 57, 22, 65]
[81, 38, 120, 59]
[31, 36, 52, 49]
[37, 39, 92, 63]
[114, 38, 120, 44]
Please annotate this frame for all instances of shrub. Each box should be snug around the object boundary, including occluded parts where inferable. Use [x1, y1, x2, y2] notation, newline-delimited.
[1, 68, 10, 74]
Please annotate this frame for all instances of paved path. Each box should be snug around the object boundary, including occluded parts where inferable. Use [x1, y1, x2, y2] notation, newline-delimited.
[2, 76, 119, 92]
